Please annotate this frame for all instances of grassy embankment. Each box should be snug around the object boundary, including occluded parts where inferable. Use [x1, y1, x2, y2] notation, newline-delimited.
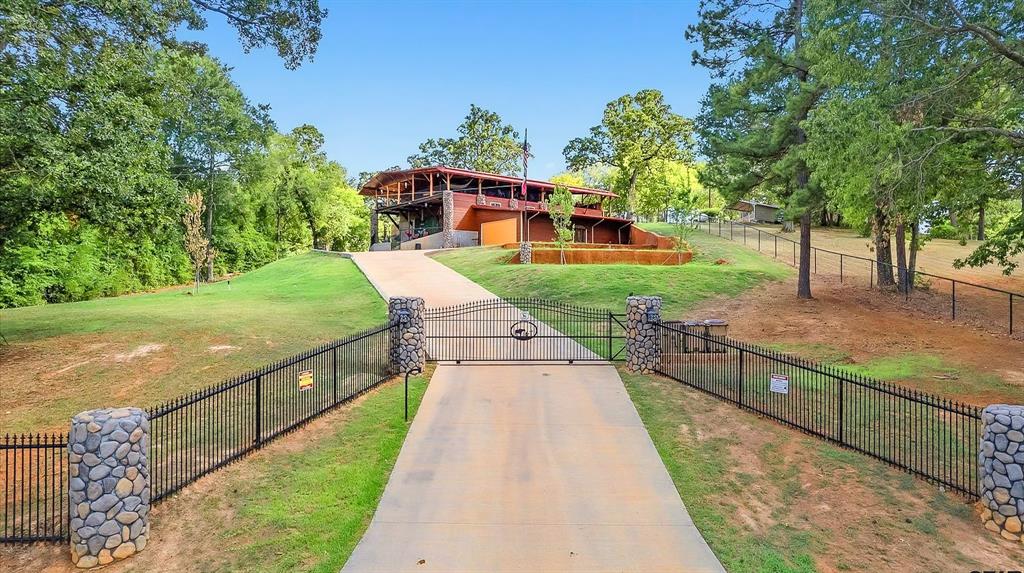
[432, 229, 792, 316]
[0, 252, 387, 433]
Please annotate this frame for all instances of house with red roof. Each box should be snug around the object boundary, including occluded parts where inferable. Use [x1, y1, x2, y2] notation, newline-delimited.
[359, 166, 635, 250]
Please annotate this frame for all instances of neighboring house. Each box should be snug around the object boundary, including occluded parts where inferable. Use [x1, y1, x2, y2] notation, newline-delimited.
[727, 200, 781, 223]
[360, 166, 634, 250]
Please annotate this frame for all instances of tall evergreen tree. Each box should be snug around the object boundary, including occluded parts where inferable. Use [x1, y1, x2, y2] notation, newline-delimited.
[689, 0, 826, 298]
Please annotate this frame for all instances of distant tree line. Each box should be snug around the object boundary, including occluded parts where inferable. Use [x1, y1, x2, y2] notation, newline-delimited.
[0, 0, 370, 308]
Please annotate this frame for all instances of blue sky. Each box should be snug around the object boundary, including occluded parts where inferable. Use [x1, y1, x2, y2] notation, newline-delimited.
[186, 1, 709, 180]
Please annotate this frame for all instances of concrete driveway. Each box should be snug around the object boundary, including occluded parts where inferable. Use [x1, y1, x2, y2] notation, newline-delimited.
[344, 251, 723, 572]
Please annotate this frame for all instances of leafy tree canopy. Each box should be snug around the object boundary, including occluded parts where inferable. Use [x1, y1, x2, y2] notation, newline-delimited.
[563, 90, 693, 212]
[408, 105, 527, 176]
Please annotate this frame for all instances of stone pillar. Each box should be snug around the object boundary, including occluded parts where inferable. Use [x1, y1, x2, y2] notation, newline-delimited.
[626, 296, 662, 374]
[519, 242, 532, 264]
[68, 408, 150, 568]
[389, 297, 425, 374]
[979, 404, 1024, 542]
[369, 208, 378, 245]
[442, 190, 455, 249]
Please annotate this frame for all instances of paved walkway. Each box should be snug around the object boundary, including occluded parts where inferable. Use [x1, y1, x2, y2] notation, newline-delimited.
[345, 251, 723, 572]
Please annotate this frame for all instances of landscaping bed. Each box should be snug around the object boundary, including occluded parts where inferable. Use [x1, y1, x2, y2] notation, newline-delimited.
[511, 247, 692, 265]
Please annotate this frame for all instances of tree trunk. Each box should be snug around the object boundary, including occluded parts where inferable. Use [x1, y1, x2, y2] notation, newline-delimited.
[205, 151, 215, 282]
[895, 222, 909, 294]
[977, 199, 986, 240]
[908, 219, 920, 290]
[797, 210, 812, 299]
[873, 207, 896, 287]
[791, 0, 813, 300]
[626, 169, 640, 217]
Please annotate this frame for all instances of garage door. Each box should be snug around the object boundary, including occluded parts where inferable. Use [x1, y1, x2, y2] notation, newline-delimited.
[480, 217, 518, 245]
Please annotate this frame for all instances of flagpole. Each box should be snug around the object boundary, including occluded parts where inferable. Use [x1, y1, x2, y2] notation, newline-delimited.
[520, 129, 528, 244]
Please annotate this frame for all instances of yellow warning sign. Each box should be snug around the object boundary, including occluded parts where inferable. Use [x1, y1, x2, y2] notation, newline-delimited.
[298, 369, 314, 392]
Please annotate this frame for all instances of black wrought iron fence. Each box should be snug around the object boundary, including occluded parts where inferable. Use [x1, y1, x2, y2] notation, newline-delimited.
[700, 219, 1020, 337]
[1, 320, 396, 543]
[0, 434, 67, 542]
[656, 322, 982, 497]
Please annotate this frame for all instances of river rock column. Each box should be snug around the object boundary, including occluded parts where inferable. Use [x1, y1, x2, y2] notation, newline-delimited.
[626, 296, 662, 374]
[519, 242, 532, 264]
[389, 297, 425, 374]
[68, 408, 150, 568]
[442, 190, 455, 248]
[979, 404, 1024, 542]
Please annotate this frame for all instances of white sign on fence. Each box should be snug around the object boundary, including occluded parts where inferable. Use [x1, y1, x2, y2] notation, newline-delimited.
[770, 373, 789, 395]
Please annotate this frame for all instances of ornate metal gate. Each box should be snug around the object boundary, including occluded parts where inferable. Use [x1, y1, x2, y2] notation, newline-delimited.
[423, 298, 626, 363]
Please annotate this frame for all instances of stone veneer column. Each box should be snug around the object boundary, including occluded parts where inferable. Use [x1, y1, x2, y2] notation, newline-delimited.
[519, 242, 532, 264]
[68, 408, 150, 568]
[626, 296, 662, 374]
[441, 190, 455, 249]
[979, 404, 1024, 542]
[389, 297, 425, 374]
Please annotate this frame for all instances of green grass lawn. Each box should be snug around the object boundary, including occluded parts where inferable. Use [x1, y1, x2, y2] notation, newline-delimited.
[5, 370, 431, 572]
[0, 252, 386, 432]
[764, 342, 1024, 403]
[621, 367, 1024, 572]
[431, 226, 791, 317]
[195, 371, 430, 573]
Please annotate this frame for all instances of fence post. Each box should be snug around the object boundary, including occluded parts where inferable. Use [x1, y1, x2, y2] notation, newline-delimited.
[519, 241, 532, 265]
[774, 235, 778, 258]
[625, 296, 662, 374]
[952, 280, 957, 320]
[840, 254, 844, 283]
[332, 347, 338, 405]
[388, 297, 426, 375]
[254, 374, 262, 445]
[1011, 294, 1015, 335]
[68, 408, 150, 568]
[978, 404, 1024, 541]
[441, 190, 455, 248]
[606, 313, 613, 360]
[838, 378, 845, 444]
[738, 349, 745, 406]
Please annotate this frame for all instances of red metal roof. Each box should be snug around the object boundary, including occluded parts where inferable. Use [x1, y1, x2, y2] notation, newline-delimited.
[359, 166, 618, 198]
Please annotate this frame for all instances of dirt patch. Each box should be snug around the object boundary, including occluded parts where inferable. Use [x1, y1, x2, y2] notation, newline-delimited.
[207, 345, 238, 353]
[644, 373, 1024, 571]
[112, 343, 165, 363]
[684, 276, 1024, 405]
